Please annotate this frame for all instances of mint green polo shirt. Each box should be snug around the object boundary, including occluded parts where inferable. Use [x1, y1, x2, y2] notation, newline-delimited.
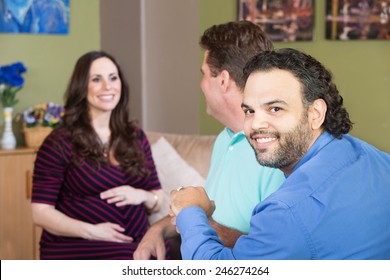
[205, 128, 285, 233]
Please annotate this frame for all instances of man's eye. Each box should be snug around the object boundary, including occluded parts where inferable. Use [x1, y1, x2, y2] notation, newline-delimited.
[270, 107, 281, 113]
[243, 109, 254, 116]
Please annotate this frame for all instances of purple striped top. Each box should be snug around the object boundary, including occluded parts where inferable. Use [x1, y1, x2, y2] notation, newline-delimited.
[32, 127, 168, 259]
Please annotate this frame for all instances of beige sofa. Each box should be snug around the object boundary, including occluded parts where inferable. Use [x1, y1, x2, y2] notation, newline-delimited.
[145, 131, 217, 259]
[146, 131, 217, 223]
[146, 131, 216, 178]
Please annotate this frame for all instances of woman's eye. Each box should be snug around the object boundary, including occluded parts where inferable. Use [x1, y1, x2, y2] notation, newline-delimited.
[109, 75, 117, 80]
[91, 77, 100, 82]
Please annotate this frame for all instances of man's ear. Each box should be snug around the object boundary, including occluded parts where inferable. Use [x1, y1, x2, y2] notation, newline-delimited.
[309, 99, 327, 130]
[219, 70, 231, 92]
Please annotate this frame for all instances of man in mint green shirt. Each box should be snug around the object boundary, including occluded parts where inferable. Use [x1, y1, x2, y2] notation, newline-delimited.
[199, 22, 284, 245]
[134, 21, 284, 258]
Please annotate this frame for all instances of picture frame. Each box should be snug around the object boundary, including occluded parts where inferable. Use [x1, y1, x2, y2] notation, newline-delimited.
[0, 0, 70, 34]
[237, 0, 315, 42]
[326, 0, 390, 40]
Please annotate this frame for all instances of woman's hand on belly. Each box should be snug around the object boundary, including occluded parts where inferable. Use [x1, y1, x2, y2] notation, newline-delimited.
[100, 185, 162, 212]
[85, 222, 134, 243]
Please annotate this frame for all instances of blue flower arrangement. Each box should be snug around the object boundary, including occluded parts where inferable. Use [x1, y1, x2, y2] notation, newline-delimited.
[0, 62, 27, 107]
[23, 102, 64, 128]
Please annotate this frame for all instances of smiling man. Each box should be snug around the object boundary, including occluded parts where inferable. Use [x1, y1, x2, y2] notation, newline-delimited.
[169, 48, 390, 259]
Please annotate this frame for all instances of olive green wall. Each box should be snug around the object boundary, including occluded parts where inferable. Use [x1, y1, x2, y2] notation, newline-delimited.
[0, 0, 100, 144]
[199, 0, 390, 153]
[1, 1, 389, 153]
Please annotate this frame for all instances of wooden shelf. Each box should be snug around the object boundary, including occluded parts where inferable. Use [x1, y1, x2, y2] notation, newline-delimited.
[0, 147, 36, 156]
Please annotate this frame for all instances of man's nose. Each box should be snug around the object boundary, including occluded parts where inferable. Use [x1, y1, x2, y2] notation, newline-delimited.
[251, 111, 269, 130]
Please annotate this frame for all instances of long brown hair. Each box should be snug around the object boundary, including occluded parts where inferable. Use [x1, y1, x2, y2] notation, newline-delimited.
[61, 50, 148, 176]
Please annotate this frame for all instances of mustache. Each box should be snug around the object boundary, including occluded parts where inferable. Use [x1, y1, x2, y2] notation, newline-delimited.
[249, 130, 280, 139]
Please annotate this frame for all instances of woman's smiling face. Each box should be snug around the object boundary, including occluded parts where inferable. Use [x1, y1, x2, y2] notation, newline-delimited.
[87, 57, 122, 118]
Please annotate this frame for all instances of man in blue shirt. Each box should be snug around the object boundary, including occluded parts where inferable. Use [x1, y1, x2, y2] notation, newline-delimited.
[170, 48, 390, 259]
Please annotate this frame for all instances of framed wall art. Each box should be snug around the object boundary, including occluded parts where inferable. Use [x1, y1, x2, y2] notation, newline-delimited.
[237, 0, 315, 42]
[326, 0, 390, 40]
[0, 0, 70, 34]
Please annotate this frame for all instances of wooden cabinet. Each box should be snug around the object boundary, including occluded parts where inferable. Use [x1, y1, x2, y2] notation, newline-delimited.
[0, 148, 40, 260]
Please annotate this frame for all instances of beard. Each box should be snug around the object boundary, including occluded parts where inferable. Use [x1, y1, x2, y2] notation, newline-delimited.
[251, 113, 313, 170]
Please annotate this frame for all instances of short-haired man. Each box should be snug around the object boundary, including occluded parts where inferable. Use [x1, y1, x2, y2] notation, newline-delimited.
[134, 21, 285, 259]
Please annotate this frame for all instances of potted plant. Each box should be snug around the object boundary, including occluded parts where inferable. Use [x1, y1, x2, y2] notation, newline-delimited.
[0, 62, 27, 149]
[22, 102, 64, 149]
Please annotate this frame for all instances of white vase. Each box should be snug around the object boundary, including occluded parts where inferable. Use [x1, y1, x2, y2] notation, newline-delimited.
[1, 107, 17, 150]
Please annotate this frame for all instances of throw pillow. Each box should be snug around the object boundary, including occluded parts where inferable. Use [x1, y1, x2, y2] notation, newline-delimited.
[149, 137, 206, 224]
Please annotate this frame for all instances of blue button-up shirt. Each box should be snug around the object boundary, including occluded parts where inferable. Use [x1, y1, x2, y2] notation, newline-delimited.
[177, 132, 390, 259]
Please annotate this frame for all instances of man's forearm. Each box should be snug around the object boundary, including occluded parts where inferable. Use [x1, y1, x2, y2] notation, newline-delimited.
[209, 218, 244, 248]
[153, 215, 180, 239]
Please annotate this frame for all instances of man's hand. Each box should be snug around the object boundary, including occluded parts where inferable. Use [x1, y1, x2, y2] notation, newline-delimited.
[134, 216, 178, 260]
[170, 186, 215, 217]
[133, 223, 166, 260]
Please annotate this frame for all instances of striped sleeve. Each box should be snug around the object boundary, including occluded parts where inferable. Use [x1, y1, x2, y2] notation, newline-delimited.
[32, 131, 70, 205]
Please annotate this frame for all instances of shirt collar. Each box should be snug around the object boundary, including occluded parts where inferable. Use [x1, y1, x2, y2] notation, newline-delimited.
[291, 131, 335, 175]
[225, 127, 246, 144]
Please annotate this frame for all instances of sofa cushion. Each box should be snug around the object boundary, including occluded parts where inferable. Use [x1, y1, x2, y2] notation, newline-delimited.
[149, 137, 206, 224]
[146, 131, 216, 178]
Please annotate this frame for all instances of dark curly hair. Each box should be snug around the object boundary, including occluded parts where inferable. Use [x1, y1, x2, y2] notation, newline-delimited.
[243, 48, 353, 138]
[200, 20, 274, 91]
[60, 50, 148, 176]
